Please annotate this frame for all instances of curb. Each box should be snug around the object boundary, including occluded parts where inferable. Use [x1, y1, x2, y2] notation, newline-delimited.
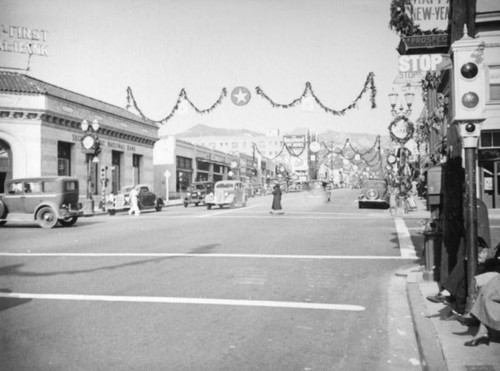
[407, 272, 448, 371]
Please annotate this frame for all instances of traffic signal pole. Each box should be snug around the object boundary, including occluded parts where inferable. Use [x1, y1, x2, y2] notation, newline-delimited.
[451, 26, 485, 313]
[464, 144, 479, 312]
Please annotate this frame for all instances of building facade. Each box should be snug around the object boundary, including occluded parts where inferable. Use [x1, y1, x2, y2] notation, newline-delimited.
[0, 72, 158, 210]
[153, 133, 277, 200]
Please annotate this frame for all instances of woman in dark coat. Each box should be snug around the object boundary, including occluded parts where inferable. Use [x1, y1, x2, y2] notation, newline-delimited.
[270, 183, 283, 214]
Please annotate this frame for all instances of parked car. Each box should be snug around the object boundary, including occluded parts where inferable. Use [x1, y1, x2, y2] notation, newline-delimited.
[358, 178, 390, 209]
[183, 181, 214, 207]
[0, 176, 84, 228]
[106, 184, 164, 215]
[205, 180, 247, 209]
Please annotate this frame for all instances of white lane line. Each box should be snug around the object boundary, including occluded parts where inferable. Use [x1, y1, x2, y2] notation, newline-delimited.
[0, 292, 365, 312]
[393, 217, 417, 259]
[198, 205, 258, 217]
[0, 252, 414, 260]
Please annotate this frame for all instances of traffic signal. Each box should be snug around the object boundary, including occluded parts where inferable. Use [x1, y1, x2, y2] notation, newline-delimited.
[458, 121, 484, 148]
[100, 166, 106, 179]
[451, 35, 486, 123]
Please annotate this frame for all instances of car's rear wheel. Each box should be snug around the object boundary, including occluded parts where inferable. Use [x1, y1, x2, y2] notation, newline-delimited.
[183, 201, 188, 208]
[108, 209, 116, 216]
[36, 206, 58, 229]
[59, 217, 78, 227]
[207, 204, 212, 210]
[195, 202, 200, 206]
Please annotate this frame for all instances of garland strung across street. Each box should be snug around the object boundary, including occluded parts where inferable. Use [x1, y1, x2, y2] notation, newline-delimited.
[255, 72, 377, 115]
[251, 135, 382, 168]
[126, 72, 377, 124]
[126, 86, 227, 125]
[320, 136, 382, 167]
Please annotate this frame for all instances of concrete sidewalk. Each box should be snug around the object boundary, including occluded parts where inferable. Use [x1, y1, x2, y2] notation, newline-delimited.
[402, 197, 500, 370]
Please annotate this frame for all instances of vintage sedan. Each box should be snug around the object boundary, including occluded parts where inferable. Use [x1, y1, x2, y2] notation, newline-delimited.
[107, 184, 164, 215]
[205, 180, 247, 209]
[358, 178, 390, 209]
[0, 176, 84, 228]
[182, 181, 214, 207]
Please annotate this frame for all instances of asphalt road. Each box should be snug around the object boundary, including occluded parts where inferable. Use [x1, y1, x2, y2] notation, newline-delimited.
[1, 189, 422, 370]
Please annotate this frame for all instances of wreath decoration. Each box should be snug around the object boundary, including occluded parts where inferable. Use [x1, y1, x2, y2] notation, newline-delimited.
[388, 115, 414, 144]
[389, 0, 448, 37]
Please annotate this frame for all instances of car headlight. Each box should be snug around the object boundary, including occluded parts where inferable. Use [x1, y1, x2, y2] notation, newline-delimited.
[224, 191, 228, 197]
[366, 189, 378, 200]
[187, 192, 191, 197]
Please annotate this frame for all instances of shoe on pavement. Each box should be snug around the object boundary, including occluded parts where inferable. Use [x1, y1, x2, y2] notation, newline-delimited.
[426, 293, 452, 305]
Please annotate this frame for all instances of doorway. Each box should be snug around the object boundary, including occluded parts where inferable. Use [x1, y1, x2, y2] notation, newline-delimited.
[0, 139, 12, 193]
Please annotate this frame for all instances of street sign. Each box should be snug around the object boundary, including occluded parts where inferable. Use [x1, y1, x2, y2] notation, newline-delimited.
[398, 54, 451, 74]
[164, 170, 171, 178]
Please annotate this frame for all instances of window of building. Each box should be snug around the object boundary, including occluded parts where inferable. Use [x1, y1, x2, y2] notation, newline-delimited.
[177, 156, 192, 170]
[132, 154, 142, 185]
[57, 141, 72, 176]
[480, 130, 500, 148]
[489, 66, 500, 102]
[197, 160, 210, 172]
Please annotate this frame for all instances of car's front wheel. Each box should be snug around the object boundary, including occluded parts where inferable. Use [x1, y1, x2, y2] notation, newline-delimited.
[207, 204, 212, 210]
[59, 217, 78, 227]
[36, 206, 58, 229]
[155, 199, 164, 212]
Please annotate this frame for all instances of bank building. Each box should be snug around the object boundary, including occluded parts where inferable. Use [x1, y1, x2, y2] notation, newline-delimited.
[0, 71, 158, 211]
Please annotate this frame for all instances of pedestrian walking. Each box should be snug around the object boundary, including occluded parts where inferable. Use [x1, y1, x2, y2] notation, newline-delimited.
[128, 186, 141, 216]
[270, 183, 283, 214]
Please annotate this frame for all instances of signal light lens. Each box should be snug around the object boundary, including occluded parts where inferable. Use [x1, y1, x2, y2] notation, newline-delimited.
[462, 92, 479, 108]
[460, 63, 478, 79]
[465, 123, 476, 133]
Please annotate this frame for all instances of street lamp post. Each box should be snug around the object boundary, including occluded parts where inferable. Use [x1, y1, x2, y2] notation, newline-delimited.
[80, 119, 101, 214]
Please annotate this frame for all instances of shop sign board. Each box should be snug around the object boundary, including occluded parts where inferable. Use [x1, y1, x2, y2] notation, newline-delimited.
[0, 24, 49, 56]
[283, 135, 305, 149]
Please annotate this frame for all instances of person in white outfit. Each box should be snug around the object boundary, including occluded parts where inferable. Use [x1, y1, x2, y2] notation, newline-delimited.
[128, 187, 141, 216]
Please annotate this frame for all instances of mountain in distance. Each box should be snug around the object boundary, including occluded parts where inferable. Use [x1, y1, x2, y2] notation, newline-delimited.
[177, 124, 391, 151]
[176, 124, 262, 138]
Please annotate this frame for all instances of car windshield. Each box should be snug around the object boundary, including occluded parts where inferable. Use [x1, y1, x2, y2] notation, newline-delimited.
[194, 183, 210, 190]
[216, 183, 235, 189]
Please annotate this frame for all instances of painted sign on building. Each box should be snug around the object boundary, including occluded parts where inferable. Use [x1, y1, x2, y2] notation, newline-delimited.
[0, 25, 49, 56]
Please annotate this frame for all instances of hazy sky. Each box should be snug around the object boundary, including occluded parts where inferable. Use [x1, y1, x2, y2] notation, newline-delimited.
[1, 0, 419, 136]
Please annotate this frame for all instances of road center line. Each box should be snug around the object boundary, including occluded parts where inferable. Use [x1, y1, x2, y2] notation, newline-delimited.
[0, 252, 414, 260]
[0, 292, 365, 312]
